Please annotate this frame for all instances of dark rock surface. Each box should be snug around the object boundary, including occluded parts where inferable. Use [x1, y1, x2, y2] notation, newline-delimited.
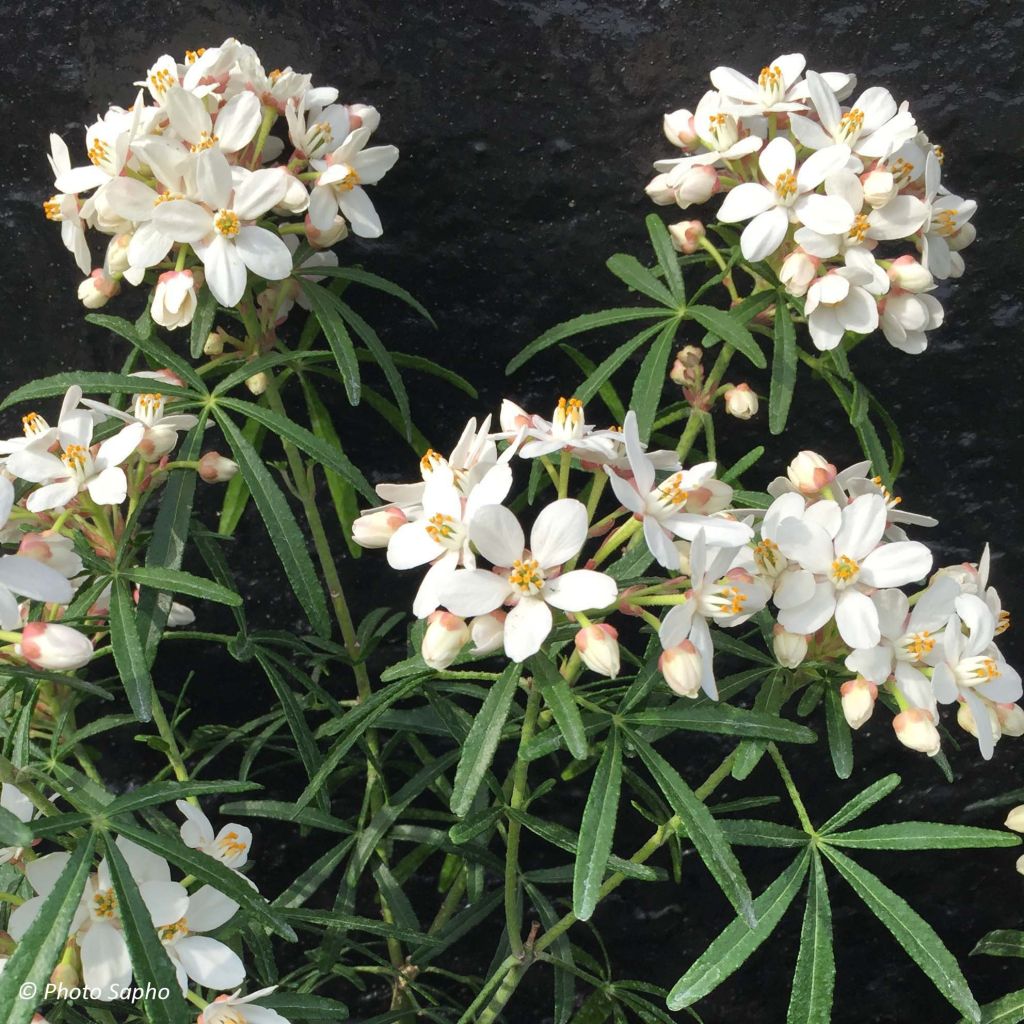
[2, 1, 1023, 1021]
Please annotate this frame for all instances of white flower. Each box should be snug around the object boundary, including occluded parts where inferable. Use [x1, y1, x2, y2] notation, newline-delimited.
[439, 499, 618, 662]
[772, 492, 933, 648]
[604, 411, 751, 570]
[709, 54, 855, 116]
[804, 248, 889, 351]
[176, 800, 253, 869]
[0, 784, 34, 864]
[152, 162, 292, 306]
[308, 126, 399, 238]
[498, 397, 622, 462]
[44, 134, 91, 273]
[164, 86, 263, 156]
[200, 986, 291, 1024]
[879, 291, 943, 354]
[285, 93, 352, 160]
[717, 137, 852, 262]
[919, 151, 978, 280]
[81, 383, 199, 463]
[17, 530, 83, 578]
[151, 270, 199, 330]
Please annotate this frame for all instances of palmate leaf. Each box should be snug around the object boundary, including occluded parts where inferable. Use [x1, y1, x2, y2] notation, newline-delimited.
[688, 303, 766, 369]
[0, 831, 96, 1024]
[818, 773, 901, 834]
[786, 850, 835, 1024]
[573, 728, 623, 921]
[821, 844, 981, 1023]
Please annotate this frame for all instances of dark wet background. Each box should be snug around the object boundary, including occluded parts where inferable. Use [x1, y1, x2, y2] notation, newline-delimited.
[3, 0, 1024, 1020]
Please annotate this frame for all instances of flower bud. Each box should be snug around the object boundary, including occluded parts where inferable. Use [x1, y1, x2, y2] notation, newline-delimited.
[780, 250, 819, 297]
[892, 708, 941, 756]
[887, 255, 933, 293]
[245, 372, 269, 396]
[305, 213, 349, 248]
[49, 961, 80, 994]
[152, 270, 198, 330]
[348, 103, 381, 133]
[786, 451, 837, 496]
[198, 452, 239, 484]
[860, 169, 897, 208]
[676, 345, 703, 369]
[470, 611, 506, 655]
[840, 678, 878, 730]
[659, 640, 702, 698]
[351, 507, 407, 548]
[104, 233, 133, 276]
[204, 331, 225, 356]
[17, 531, 83, 578]
[772, 624, 807, 668]
[16, 622, 93, 672]
[957, 699, 1001, 743]
[1005, 805, 1024, 833]
[674, 165, 720, 208]
[663, 108, 697, 149]
[1017, 853, 1024, 877]
[644, 173, 677, 206]
[574, 623, 620, 679]
[668, 219, 705, 254]
[723, 383, 758, 420]
[276, 174, 310, 214]
[997, 703, 1024, 738]
[422, 611, 470, 670]
[77, 269, 120, 309]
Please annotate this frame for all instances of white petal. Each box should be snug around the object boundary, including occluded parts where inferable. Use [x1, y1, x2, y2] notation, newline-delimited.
[773, 568, 816, 610]
[858, 541, 933, 588]
[175, 935, 246, 990]
[854, 87, 897, 132]
[604, 468, 644, 515]
[353, 145, 400, 185]
[128, 222, 174, 270]
[503, 597, 552, 662]
[439, 569, 511, 617]
[0, 555, 73, 603]
[778, 582, 836, 635]
[81, 922, 132, 1000]
[153, 200, 212, 243]
[215, 91, 262, 152]
[806, 70, 842, 132]
[26, 480, 79, 513]
[26, 851, 71, 896]
[140, 880, 189, 927]
[97, 421, 145, 469]
[659, 600, 696, 649]
[644, 516, 683, 571]
[622, 410, 654, 494]
[835, 494, 886, 561]
[836, 287, 879, 334]
[717, 182, 775, 224]
[835, 589, 880, 648]
[195, 234, 247, 307]
[165, 87, 211, 143]
[788, 113, 834, 150]
[386, 523, 441, 570]
[235, 226, 293, 281]
[186, 885, 240, 932]
[86, 466, 128, 506]
[195, 149, 234, 210]
[845, 644, 894, 683]
[307, 185, 338, 230]
[776, 518, 834, 574]
[542, 569, 617, 612]
[469, 505, 524, 566]
[531, 499, 587, 568]
[104, 177, 158, 221]
[794, 194, 855, 235]
[116, 835, 171, 883]
[758, 137, 796, 183]
[740, 207, 790, 262]
[868, 196, 927, 239]
[796, 144, 850, 192]
[338, 186, 383, 238]
[233, 168, 289, 221]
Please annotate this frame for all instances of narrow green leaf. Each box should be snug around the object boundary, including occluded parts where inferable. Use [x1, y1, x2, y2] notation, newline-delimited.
[818, 774, 901, 834]
[101, 834, 191, 1022]
[391, 351, 476, 397]
[86, 313, 205, 390]
[627, 704, 816, 743]
[0, 805, 33, 846]
[607, 253, 678, 307]
[109, 577, 153, 721]
[786, 851, 835, 1024]
[720, 445, 765, 484]
[769, 301, 797, 434]
[450, 663, 521, 817]
[972, 930, 1024, 959]
[190, 284, 218, 359]
[294, 264, 435, 325]
[688, 304, 766, 369]
[667, 851, 810, 1010]
[959, 990, 1024, 1024]
[631, 734, 755, 927]
[0, 832, 96, 1024]
[630, 319, 679, 442]
[827, 822, 1022, 851]
[216, 411, 330, 638]
[0, 373, 193, 410]
[123, 565, 242, 606]
[823, 683, 853, 779]
[731, 669, 787, 780]
[572, 321, 667, 408]
[823, 845, 980, 1022]
[217, 417, 261, 536]
[718, 819, 808, 849]
[104, 779, 259, 817]
[573, 729, 623, 920]
[297, 279, 361, 404]
[531, 654, 589, 760]
[646, 213, 685, 301]
[256, 992, 351, 1021]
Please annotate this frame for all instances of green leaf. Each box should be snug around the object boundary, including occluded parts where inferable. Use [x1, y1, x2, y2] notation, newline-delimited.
[631, 734, 755, 927]
[630, 318, 679, 442]
[0, 372, 193, 410]
[606, 253, 678, 307]
[391, 352, 476, 397]
[627, 704, 816, 743]
[531, 653, 589, 760]
[572, 321, 667, 408]
[190, 284, 218, 359]
[718, 819, 808, 848]
[103, 778, 259, 817]
[786, 851, 834, 1024]
[216, 411, 330, 638]
[256, 992, 351, 1021]
[86, 313, 205, 390]
[823, 683, 853, 779]
[507, 308, 671, 374]
[688, 304, 766, 369]
[959, 990, 1024, 1024]
[818, 774, 901, 834]
[769, 301, 797, 435]
[217, 417, 261, 537]
[731, 669, 787, 780]
[109, 577, 153, 721]
[826, 822, 1022, 851]
[294, 264, 435, 325]
[123, 565, 241, 606]
[573, 729, 623, 921]
[0, 804, 33, 846]
[0, 831, 96, 1024]
[972, 931, 1024, 959]
[101, 834, 191, 1022]
[450, 663, 521, 817]
[297, 279, 361, 404]
[667, 851, 810, 1009]
[646, 213, 685, 302]
[822, 845, 980, 1022]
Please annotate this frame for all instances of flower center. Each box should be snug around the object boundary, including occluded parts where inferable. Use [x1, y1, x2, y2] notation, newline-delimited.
[216, 831, 249, 859]
[190, 131, 219, 153]
[956, 656, 1001, 687]
[757, 64, 784, 103]
[707, 585, 747, 618]
[837, 108, 865, 143]
[334, 167, 361, 193]
[93, 887, 118, 920]
[932, 145, 945, 165]
[889, 157, 915, 186]
[420, 448, 446, 478]
[184, 48, 206, 64]
[62, 444, 89, 473]
[934, 208, 958, 237]
[848, 214, 870, 244]
[134, 393, 165, 425]
[509, 558, 545, 596]
[774, 170, 797, 201]
[269, 68, 284, 83]
[829, 554, 860, 588]
[656, 472, 690, 509]
[43, 196, 63, 221]
[425, 513, 465, 551]
[552, 396, 584, 439]
[707, 110, 738, 149]
[158, 917, 189, 943]
[22, 411, 49, 436]
[87, 138, 110, 168]
[753, 538, 784, 576]
[213, 209, 241, 237]
[149, 67, 176, 96]
[870, 475, 902, 507]
[901, 630, 934, 662]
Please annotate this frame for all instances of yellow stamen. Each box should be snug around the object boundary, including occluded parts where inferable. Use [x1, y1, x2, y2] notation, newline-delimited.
[509, 558, 544, 594]
[213, 209, 240, 237]
[43, 196, 63, 221]
[87, 138, 110, 167]
[848, 213, 870, 244]
[996, 610, 1010, 636]
[758, 65, 783, 90]
[934, 208, 958, 237]
[933, 145, 945, 164]
[774, 170, 797, 200]
[215, 830, 248, 858]
[657, 473, 689, 508]
[425, 513, 459, 543]
[93, 888, 118, 919]
[830, 554, 859, 583]
[333, 168, 361, 193]
[973, 658, 1000, 682]
[158, 917, 189, 942]
[184, 48, 206, 64]
[22, 411, 47, 435]
[420, 449, 445, 475]
[190, 131, 219, 153]
[753, 538, 782, 573]
[838, 108, 865, 140]
[904, 630, 934, 660]
[871, 475, 902, 505]
[149, 67, 176, 96]
[62, 444, 88, 471]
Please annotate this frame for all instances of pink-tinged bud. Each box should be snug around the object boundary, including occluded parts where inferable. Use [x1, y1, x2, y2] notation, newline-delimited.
[997, 703, 1024, 738]
[860, 169, 897, 209]
[198, 452, 239, 484]
[676, 345, 703, 369]
[49, 960, 80, 993]
[1005, 805, 1024, 833]
[957, 699, 1001, 743]
[152, 270, 198, 330]
[892, 708, 941, 756]
[840, 678, 878, 729]
[574, 623, 620, 679]
[668, 219, 705, 254]
[786, 451, 837, 496]
[660, 640, 702, 698]
[470, 611, 506, 655]
[138, 425, 178, 463]
[351, 507, 407, 548]
[669, 360, 701, 388]
[779, 250, 819, 297]
[245, 372, 269, 396]
[348, 103, 381, 133]
[77, 269, 120, 309]
[16, 622, 93, 672]
[772, 624, 807, 669]
[422, 611, 470, 670]
[663, 108, 697, 149]
[674, 165, 720, 208]
[305, 213, 349, 248]
[105, 233, 133, 276]
[645, 173, 677, 206]
[887, 255, 933, 293]
[723, 383, 759, 420]
[18, 531, 83, 578]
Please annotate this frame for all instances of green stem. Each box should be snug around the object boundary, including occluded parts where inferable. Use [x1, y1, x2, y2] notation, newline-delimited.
[676, 343, 735, 461]
[149, 686, 189, 784]
[557, 449, 571, 500]
[591, 517, 641, 567]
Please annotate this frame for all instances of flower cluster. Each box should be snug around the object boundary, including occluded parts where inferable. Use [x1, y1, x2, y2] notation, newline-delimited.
[648, 53, 976, 353]
[45, 37, 397, 329]
[356, 397, 1019, 761]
